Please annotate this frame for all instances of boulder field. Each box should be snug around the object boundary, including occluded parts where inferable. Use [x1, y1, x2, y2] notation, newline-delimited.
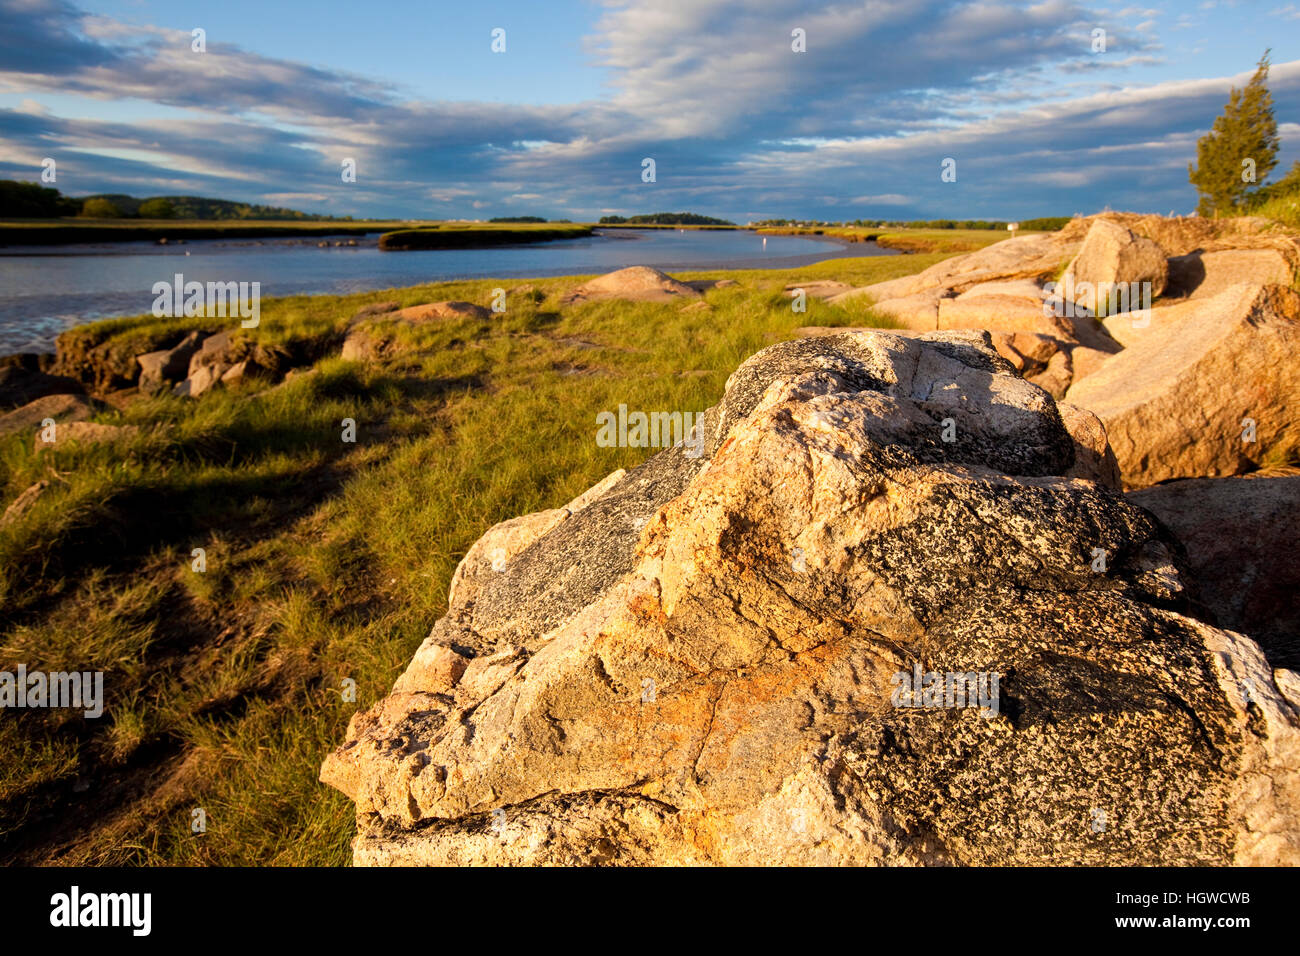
[322, 329, 1300, 866]
[801, 212, 1300, 490]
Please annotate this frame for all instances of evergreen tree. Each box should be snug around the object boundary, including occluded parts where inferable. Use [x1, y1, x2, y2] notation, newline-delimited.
[1189, 51, 1279, 216]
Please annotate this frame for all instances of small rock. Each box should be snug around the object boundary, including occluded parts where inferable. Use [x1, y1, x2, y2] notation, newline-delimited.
[220, 359, 268, 388]
[0, 393, 98, 437]
[137, 330, 204, 392]
[561, 266, 702, 306]
[1, 480, 51, 528]
[187, 331, 234, 377]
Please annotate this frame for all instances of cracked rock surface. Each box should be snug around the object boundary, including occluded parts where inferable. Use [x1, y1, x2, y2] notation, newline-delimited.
[322, 329, 1300, 865]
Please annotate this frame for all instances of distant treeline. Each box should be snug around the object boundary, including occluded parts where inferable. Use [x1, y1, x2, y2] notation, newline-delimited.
[0, 179, 347, 221]
[599, 212, 736, 226]
[754, 217, 1072, 231]
[0, 180, 81, 217]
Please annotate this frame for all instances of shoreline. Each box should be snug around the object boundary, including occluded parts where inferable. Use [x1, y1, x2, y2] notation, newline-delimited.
[0, 236, 912, 354]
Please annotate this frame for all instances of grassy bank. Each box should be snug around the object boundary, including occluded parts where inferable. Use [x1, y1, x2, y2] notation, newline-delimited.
[0, 248, 950, 865]
[377, 223, 593, 250]
[753, 225, 1025, 254]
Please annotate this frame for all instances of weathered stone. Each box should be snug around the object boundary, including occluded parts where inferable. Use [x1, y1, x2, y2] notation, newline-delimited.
[1129, 472, 1300, 670]
[561, 267, 701, 306]
[957, 278, 1052, 300]
[341, 330, 380, 362]
[392, 301, 493, 322]
[854, 292, 941, 330]
[137, 330, 203, 392]
[342, 300, 494, 361]
[1165, 249, 1294, 300]
[829, 233, 1078, 305]
[187, 331, 234, 377]
[220, 359, 268, 388]
[988, 331, 1073, 398]
[1067, 346, 1113, 385]
[173, 362, 230, 398]
[1060, 219, 1168, 310]
[1, 480, 51, 528]
[1057, 402, 1122, 489]
[938, 293, 1077, 340]
[0, 393, 98, 437]
[1066, 284, 1300, 488]
[324, 329, 1298, 866]
[1103, 283, 1257, 349]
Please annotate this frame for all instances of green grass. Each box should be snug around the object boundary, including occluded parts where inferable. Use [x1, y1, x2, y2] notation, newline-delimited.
[377, 223, 593, 250]
[1251, 190, 1300, 231]
[754, 225, 1025, 254]
[0, 251, 934, 865]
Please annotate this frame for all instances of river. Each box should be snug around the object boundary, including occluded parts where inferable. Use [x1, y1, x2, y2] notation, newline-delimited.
[0, 227, 898, 354]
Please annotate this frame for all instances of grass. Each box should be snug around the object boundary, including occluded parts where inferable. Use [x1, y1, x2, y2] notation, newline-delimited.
[753, 225, 1026, 254]
[1251, 190, 1300, 231]
[0, 249, 941, 865]
[377, 223, 593, 250]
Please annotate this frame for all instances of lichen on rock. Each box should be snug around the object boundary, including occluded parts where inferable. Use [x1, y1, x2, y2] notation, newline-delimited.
[322, 328, 1300, 866]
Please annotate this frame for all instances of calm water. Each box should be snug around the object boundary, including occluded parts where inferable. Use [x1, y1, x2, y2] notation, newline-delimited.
[0, 228, 897, 354]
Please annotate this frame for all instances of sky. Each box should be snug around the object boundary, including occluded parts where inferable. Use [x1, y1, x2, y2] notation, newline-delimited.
[0, 0, 1296, 222]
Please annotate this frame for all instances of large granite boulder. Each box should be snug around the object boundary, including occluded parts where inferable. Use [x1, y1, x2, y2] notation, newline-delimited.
[828, 233, 1077, 306]
[323, 330, 1299, 866]
[1060, 219, 1168, 312]
[1129, 471, 1300, 671]
[1165, 249, 1294, 301]
[1066, 284, 1300, 488]
[562, 267, 702, 306]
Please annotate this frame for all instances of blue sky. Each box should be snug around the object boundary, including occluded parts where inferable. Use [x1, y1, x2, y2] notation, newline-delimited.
[0, 0, 1296, 222]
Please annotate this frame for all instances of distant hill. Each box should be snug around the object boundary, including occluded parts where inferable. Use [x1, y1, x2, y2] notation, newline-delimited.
[0, 179, 346, 220]
[599, 212, 735, 226]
